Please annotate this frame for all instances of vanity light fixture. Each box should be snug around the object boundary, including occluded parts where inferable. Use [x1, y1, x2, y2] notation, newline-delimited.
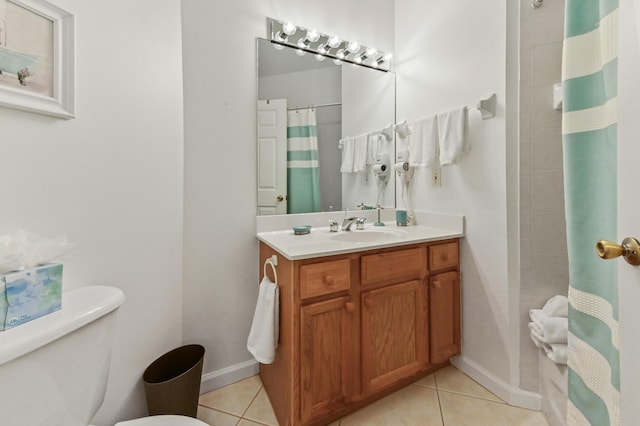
[268, 18, 392, 71]
[355, 46, 377, 64]
[317, 35, 341, 54]
[336, 41, 360, 59]
[274, 20, 297, 43]
[373, 52, 393, 68]
[297, 29, 320, 49]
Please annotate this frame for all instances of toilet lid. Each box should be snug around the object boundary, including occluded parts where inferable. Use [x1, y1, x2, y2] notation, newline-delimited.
[114, 415, 208, 426]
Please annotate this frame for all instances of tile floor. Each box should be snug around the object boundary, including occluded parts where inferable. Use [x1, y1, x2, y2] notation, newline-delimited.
[197, 366, 549, 426]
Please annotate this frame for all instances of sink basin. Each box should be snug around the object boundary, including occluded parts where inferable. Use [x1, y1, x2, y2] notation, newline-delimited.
[330, 229, 407, 243]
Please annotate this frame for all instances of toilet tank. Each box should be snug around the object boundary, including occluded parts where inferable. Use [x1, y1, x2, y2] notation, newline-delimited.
[0, 286, 125, 426]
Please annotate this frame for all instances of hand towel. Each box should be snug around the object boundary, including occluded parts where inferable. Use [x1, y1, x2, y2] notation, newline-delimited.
[366, 134, 382, 166]
[352, 134, 369, 173]
[542, 295, 568, 318]
[409, 115, 438, 168]
[437, 106, 468, 165]
[340, 137, 355, 173]
[247, 276, 280, 364]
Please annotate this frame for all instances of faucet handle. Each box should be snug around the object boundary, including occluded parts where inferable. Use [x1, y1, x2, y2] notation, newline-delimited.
[356, 217, 366, 230]
[328, 220, 339, 232]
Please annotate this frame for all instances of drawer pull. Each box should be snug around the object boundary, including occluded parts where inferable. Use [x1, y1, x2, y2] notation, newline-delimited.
[345, 302, 355, 312]
[441, 254, 448, 261]
[324, 275, 335, 285]
[433, 280, 442, 288]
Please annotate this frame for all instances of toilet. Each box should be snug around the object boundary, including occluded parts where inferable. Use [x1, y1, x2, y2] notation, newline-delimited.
[0, 285, 206, 426]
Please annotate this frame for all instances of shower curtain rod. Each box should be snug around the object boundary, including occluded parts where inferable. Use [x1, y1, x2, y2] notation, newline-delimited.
[288, 102, 342, 111]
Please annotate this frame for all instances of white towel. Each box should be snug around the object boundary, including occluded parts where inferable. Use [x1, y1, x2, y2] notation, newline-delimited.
[409, 115, 438, 168]
[366, 134, 382, 166]
[528, 312, 568, 344]
[353, 134, 368, 173]
[340, 137, 355, 173]
[529, 327, 568, 365]
[437, 107, 468, 165]
[544, 343, 567, 365]
[542, 295, 568, 318]
[247, 276, 280, 364]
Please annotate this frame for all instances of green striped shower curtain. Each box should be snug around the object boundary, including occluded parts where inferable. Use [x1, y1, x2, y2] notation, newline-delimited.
[562, 1, 619, 424]
[287, 108, 320, 214]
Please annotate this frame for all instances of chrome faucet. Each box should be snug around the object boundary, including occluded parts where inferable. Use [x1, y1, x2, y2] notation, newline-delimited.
[342, 217, 366, 231]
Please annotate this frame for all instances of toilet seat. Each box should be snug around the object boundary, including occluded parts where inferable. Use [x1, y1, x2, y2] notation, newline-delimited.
[114, 414, 208, 426]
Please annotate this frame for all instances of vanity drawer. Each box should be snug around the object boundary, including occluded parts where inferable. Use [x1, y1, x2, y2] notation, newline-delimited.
[300, 259, 351, 299]
[361, 247, 425, 286]
[429, 242, 459, 272]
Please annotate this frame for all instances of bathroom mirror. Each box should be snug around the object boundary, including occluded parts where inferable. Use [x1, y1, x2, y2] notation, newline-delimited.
[256, 38, 396, 215]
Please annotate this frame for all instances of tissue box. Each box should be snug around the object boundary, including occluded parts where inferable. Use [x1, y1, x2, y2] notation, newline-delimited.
[0, 263, 63, 331]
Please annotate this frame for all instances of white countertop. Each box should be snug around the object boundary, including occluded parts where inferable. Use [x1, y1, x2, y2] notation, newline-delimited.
[256, 211, 464, 260]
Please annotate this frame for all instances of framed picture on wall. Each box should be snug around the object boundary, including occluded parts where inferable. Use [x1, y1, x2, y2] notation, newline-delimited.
[0, 0, 74, 119]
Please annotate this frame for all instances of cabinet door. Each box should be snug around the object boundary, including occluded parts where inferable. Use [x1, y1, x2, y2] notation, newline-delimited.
[429, 271, 461, 364]
[361, 280, 427, 395]
[300, 296, 356, 424]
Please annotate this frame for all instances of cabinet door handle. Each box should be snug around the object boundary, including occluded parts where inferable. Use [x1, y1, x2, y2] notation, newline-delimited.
[364, 297, 373, 308]
[345, 302, 355, 312]
[324, 275, 335, 285]
[441, 253, 449, 261]
[433, 280, 442, 288]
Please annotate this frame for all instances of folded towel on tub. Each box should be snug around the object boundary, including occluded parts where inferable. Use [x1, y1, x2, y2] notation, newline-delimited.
[542, 295, 568, 318]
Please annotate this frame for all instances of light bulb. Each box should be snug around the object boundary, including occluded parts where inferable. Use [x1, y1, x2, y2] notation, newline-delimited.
[356, 46, 377, 64]
[297, 29, 320, 48]
[282, 21, 297, 35]
[327, 35, 341, 48]
[315, 54, 326, 61]
[347, 41, 360, 54]
[336, 40, 360, 59]
[375, 52, 393, 66]
[318, 35, 341, 55]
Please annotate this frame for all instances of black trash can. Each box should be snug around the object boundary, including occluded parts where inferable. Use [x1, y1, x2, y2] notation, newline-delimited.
[142, 344, 205, 418]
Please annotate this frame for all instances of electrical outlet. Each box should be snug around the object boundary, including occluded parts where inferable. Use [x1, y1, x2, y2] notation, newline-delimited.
[432, 166, 442, 187]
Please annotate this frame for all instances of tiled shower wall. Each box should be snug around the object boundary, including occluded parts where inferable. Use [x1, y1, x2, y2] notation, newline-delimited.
[519, 0, 569, 392]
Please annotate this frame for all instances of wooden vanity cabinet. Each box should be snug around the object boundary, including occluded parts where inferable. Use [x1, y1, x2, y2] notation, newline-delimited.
[259, 239, 460, 426]
[361, 279, 427, 395]
[428, 242, 461, 363]
[300, 296, 356, 423]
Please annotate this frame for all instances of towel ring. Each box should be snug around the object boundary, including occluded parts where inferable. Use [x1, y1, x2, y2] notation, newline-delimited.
[263, 257, 278, 285]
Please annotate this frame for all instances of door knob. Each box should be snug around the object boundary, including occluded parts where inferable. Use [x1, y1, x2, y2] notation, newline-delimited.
[277, 195, 284, 202]
[596, 238, 640, 266]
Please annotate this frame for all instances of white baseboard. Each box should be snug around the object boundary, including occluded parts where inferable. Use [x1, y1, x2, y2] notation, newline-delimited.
[199, 359, 259, 394]
[452, 356, 542, 411]
[200, 356, 542, 412]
